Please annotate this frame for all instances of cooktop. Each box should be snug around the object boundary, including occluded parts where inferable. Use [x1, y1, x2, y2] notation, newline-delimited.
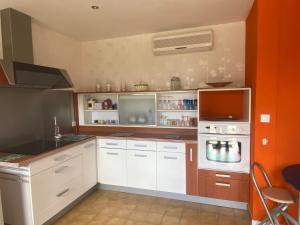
[1, 135, 93, 156]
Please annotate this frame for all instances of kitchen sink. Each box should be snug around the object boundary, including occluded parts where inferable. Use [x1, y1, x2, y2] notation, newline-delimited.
[111, 132, 134, 137]
[61, 134, 94, 142]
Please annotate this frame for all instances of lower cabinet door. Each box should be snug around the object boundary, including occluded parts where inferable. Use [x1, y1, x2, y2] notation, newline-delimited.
[98, 148, 127, 186]
[126, 150, 156, 190]
[157, 152, 186, 194]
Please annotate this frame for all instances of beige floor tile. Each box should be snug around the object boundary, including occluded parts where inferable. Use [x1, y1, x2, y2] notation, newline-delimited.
[161, 215, 180, 225]
[54, 190, 251, 225]
[165, 206, 184, 216]
[115, 208, 134, 217]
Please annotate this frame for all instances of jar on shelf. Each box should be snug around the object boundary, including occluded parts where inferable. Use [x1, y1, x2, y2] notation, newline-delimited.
[170, 77, 181, 90]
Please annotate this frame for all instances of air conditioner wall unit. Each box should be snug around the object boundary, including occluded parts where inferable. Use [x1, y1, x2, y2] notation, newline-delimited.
[153, 29, 214, 56]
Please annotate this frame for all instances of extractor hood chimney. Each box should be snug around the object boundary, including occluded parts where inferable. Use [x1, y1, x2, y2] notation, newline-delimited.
[0, 8, 73, 89]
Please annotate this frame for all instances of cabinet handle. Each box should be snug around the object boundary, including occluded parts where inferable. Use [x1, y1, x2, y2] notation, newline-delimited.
[164, 156, 178, 160]
[163, 146, 177, 150]
[189, 148, 193, 162]
[134, 154, 147, 158]
[106, 143, 118, 146]
[56, 188, 70, 197]
[107, 152, 119, 156]
[215, 174, 231, 178]
[54, 154, 69, 162]
[84, 143, 95, 149]
[54, 166, 69, 174]
[134, 144, 147, 148]
[215, 182, 231, 187]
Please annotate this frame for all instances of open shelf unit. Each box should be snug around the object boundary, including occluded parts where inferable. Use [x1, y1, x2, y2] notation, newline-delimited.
[77, 90, 198, 129]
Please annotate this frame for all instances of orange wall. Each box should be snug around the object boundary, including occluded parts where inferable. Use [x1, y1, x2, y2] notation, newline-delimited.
[246, 0, 300, 220]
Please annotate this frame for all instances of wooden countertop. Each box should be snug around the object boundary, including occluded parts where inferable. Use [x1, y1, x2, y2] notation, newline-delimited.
[79, 131, 198, 143]
[0, 137, 96, 168]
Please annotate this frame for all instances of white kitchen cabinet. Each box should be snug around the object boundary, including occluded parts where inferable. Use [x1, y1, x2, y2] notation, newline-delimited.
[81, 140, 97, 192]
[98, 148, 127, 186]
[157, 152, 186, 194]
[126, 150, 156, 190]
[157, 142, 186, 194]
[31, 153, 84, 225]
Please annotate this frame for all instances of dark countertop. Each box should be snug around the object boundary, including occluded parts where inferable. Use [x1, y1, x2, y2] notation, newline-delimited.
[0, 135, 96, 168]
[79, 131, 198, 143]
[283, 164, 300, 191]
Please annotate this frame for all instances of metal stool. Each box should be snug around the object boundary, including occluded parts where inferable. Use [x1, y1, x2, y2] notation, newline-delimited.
[251, 162, 299, 225]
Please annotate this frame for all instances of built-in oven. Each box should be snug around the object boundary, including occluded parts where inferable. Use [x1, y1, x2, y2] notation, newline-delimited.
[198, 122, 250, 173]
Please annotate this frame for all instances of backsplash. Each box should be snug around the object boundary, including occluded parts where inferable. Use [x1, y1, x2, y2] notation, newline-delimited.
[81, 22, 245, 92]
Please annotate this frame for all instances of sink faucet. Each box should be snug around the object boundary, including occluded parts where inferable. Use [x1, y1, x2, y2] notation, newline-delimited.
[54, 116, 62, 140]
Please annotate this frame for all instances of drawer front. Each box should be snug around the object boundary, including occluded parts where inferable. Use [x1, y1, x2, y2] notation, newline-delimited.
[33, 176, 83, 225]
[126, 150, 156, 190]
[198, 169, 249, 181]
[157, 142, 185, 153]
[198, 169, 249, 202]
[98, 138, 126, 149]
[157, 152, 186, 194]
[98, 148, 127, 186]
[127, 140, 156, 151]
[29, 145, 82, 175]
[199, 176, 249, 202]
[52, 154, 83, 186]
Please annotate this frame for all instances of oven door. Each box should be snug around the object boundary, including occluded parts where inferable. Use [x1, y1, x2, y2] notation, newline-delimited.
[198, 134, 250, 173]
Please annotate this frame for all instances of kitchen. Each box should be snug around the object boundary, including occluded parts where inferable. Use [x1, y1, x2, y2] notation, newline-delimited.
[0, 1, 299, 225]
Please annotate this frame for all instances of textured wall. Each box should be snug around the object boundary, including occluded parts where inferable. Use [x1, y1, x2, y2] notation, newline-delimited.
[31, 20, 82, 89]
[81, 22, 245, 92]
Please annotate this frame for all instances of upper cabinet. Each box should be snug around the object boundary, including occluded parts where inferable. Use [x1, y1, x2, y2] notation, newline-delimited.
[77, 90, 198, 129]
[198, 88, 251, 123]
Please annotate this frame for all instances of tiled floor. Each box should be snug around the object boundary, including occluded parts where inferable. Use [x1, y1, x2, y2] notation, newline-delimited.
[54, 190, 251, 225]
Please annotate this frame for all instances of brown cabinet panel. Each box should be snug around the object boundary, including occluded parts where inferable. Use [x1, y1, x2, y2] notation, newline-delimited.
[198, 169, 249, 202]
[186, 143, 198, 196]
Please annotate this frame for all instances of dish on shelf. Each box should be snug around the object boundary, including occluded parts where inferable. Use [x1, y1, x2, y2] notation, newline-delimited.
[206, 82, 233, 87]
[134, 82, 149, 91]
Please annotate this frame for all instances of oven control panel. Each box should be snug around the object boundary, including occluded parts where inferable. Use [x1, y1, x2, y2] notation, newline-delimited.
[198, 122, 250, 135]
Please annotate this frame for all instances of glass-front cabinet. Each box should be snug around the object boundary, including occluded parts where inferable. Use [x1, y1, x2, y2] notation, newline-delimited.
[119, 94, 156, 126]
[77, 90, 197, 129]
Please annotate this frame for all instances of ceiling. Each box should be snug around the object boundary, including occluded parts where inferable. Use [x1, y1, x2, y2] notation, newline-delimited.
[0, 0, 254, 41]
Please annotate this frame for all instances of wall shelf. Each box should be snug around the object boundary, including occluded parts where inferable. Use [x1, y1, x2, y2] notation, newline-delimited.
[77, 90, 198, 129]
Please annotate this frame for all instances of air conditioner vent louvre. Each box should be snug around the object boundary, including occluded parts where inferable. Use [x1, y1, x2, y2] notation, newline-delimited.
[153, 29, 213, 56]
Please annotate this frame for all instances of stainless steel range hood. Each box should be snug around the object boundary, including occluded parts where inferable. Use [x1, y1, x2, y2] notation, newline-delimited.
[0, 8, 73, 89]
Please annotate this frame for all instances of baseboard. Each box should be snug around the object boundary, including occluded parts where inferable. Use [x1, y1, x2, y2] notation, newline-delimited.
[98, 183, 248, 210]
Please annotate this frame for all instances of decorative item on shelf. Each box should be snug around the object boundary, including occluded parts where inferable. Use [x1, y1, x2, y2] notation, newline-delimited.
[94, 102, 103, 110]
[134, 81, 149, 91]
[128, 115, 137, 124]
[170, 76, 181, 90]
[96, 83, 101, 93]
[206, 81, 233, 87]
[102, 99, 113, 110]
[112, 103, 118, 110]
[105, 82, 112, 92]
[87, 99, 96, 110]
[137, 114, 147, 124]
[121, 82, 127, 92]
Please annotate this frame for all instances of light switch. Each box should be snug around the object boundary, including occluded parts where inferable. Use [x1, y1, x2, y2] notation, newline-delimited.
[72, 121, 77, 127]
[260, 114, 271, 123]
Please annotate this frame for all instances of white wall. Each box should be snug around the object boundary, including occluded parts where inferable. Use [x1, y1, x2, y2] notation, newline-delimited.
[31, 21, 82, 89]
[1, 19, 246, 92]
[80, 22, 245, 92]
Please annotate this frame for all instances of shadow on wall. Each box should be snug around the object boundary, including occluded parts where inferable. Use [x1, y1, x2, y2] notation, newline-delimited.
[0, 87, 74, 148]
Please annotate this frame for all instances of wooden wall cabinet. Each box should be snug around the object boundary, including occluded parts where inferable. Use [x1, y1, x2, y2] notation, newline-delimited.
[186, 143, 198, 196]
[198, 169, 249, 202]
